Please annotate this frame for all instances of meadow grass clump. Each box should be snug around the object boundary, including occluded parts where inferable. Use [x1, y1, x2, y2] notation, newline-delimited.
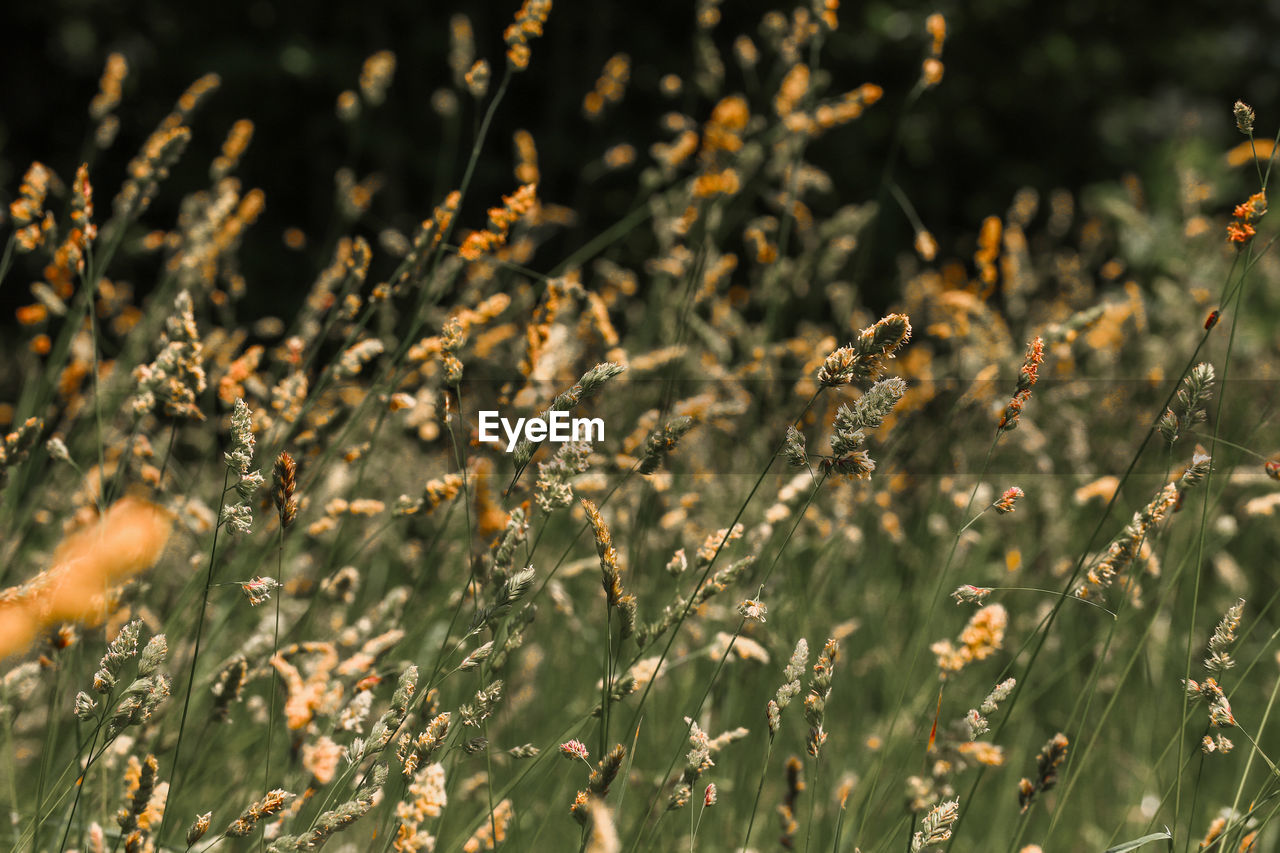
[2, 4, 1280, 853]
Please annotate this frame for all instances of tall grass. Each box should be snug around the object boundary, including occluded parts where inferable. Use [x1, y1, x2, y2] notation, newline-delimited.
[2, 4, 1279, 853]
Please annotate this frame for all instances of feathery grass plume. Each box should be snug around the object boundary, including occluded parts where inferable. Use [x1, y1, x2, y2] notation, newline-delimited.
[997, 336, 1044, 432]
[210, 655, 248, 721]
[271, 451, 298, 528]
[362, 664, 418, 757]
[1017, 733, 1067, 814]
[1179, 450, 1213, 489]
[488, 603, 535, 670]
[1159, 362, 1214, 446]
[571, 744, 626, 825]
[138, 634, 167, 677]
[639, 415, 695, 474]
[393, 761, 446, 851]
[0, 664, 39, 721]
[777, 755, 805, 848]
[93, 619, 142, 693]
[825, 376, 908, 478]
[0, 416, 42, 496]
[982, 680, 1017, 716]
[694, 523, 745, 569]
[395, 472, 465, 516]
[240, 576, 280, 606]
[1201, 732, 1235, 754]
[221, 398, 261, 534]
[783, 425, 808, 468]
[45, 435, 71, 464]
[848, 376, 909, 432]
[225, 788, 296, 837]
[337, 89, 361, 124]
[513, 126, 540, 183]
[104, 666, 171, 739]
[10, 161, 54, 251]
[994, 486, 1023, 514]
[965, 677, 1017, 739]
[828, 410, 868, 457]
[738, 598, 768, 622]
[817, 313, 912, 386]
[951, 585, 992, 606]
[667, 719, 716, 811]
[359, 50, 396, 105]
[459, 183, 537, 260]
[477, 565, 535, 630]
[1075, 452, 1209, 600]
[484, 507, 529, 587]
[459, 680, 503, 728]
[113, 122, 193, 222]
[339, 690, 373, 733]
[459, 641, 494, 672]
[513, 362, 625, 470]
[504, 0, 551, 70]
[459, 729, 493, 756]
[334, 337, 385, 379]
[440, 316, 466, 386]
[267, 763, 387, 851]
[465, 59, 491, 98]
[462, 798, 514, 852]
[1205, 598, 1245, 674]
[931, 604, 1008, 677]
[46, 164, 98, 283]
[561, 740, 591, 762]
[74, 689, 97, 720]
[911, 798, 959, 852]
[583, 53, 630, 120]
[581, 498, 627, 610]
[1185, 674, 1238, 743]
[116, 753, 161, 835]
[767, 638, 809, 737]
[210, 118, 254, 180]
[131, 290, 207, 420]
[187, 811, 212, 846]
[535, 441, 591, 512]
[1235, 100, 1256, 134]
[398, 712, 452, 777]
[803, 638, 839, 757]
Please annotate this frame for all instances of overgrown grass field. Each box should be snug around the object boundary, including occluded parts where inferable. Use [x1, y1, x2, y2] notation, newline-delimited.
[3, 3, 1280, 851]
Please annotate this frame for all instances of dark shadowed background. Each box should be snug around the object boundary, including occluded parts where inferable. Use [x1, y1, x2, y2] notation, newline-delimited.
[1, 0, 1278, 321]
